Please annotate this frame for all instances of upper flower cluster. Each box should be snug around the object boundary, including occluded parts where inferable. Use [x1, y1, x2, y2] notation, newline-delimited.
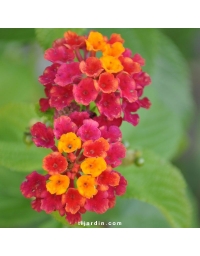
[20, 30, 151, 225]
[39, 30, 151, 126]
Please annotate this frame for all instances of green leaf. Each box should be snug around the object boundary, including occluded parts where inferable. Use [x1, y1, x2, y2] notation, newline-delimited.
[35, 28, 86, 49]
[152, 30, 194, 127]
[0, 166, 50, 227]
[0, 103, 50, 172]
[0, 45, 43, 107]
[82, 198, 170, 228]
[0, 141, 49, 172]
[174, 118, 200, 219]
[117, 150, 192, 227]
[121, 96, 184, 160]
[0, 28, 35, 42]
[37, 217, 63, 228]
[160, 28, 198, 59]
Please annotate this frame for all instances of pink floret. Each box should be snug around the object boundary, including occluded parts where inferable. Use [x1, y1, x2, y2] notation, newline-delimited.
[31, 198, 43, 212]
[106, 142, 126, 168]
[114, 172, 128, 196]
[44, 46, 75, 63]
[66, 212, 82, 225]
[94, 115, 122, 127]
[123, 112, 140, 126]
[39, 98, 50, 112]
[132, 71, 151, 88]
[122, 48, 132, 58]
[69, 111, 90, 127]
[122, 100, 140, 126]
[30, 122, 55, 148]
[54, 62, 82, 87]
[132, 53, 145, 66]
[100, 125, 122, 143]
[38, 63, 60, 86]
[85, 191, 109, 214]
[54, 116, 77, 139]
[77, 119, 101, 141]
[96, 93, 122, 120]
[41, 193, 64, 214]
[117, 72, 138, 103]
[139, 97, 151, 109]
[106, 187, 116, 209]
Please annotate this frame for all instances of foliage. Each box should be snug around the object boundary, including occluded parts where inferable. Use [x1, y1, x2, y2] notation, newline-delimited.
[0, 28, 198, 228]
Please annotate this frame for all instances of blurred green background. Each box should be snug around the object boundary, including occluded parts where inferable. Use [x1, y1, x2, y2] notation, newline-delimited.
[0, 28, 199, 228]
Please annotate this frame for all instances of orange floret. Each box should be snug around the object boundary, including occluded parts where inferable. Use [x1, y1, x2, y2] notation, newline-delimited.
[108, 33, 125, 44]
[100, 56, 123, 73]
[103, 42, 125, 58]
[119, 56, 141, 74]
[58, 132, 81, 153]
[86, 31, 106, 52]
[81, 157, 107, 177]
[46, 174, 70, 195]
[77, 175, 97, 198]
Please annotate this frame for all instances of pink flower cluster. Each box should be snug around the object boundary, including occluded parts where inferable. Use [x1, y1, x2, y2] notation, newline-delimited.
[38, 31, 151, 126]
[20, 30, 151, 225]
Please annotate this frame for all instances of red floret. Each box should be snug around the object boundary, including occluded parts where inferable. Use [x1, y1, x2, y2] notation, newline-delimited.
[98, 72, 118, 93]
[79, 57, 103, 77]
[43, 152, 68, 175]
[82, 137, 110, 158]
[49, 84, 74, 110]
[62, 188, 86, 214]
[20, 171, 47, 198]
[85, 191, 109, 214]
[30, 122, 55, 148]
[73, 78, 98, 105]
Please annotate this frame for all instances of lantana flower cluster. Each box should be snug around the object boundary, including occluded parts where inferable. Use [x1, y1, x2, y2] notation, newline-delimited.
[20, 30, 151, 225]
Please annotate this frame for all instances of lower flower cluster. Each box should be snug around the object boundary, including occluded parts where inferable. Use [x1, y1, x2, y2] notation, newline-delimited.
[20, 115, 127, 224]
